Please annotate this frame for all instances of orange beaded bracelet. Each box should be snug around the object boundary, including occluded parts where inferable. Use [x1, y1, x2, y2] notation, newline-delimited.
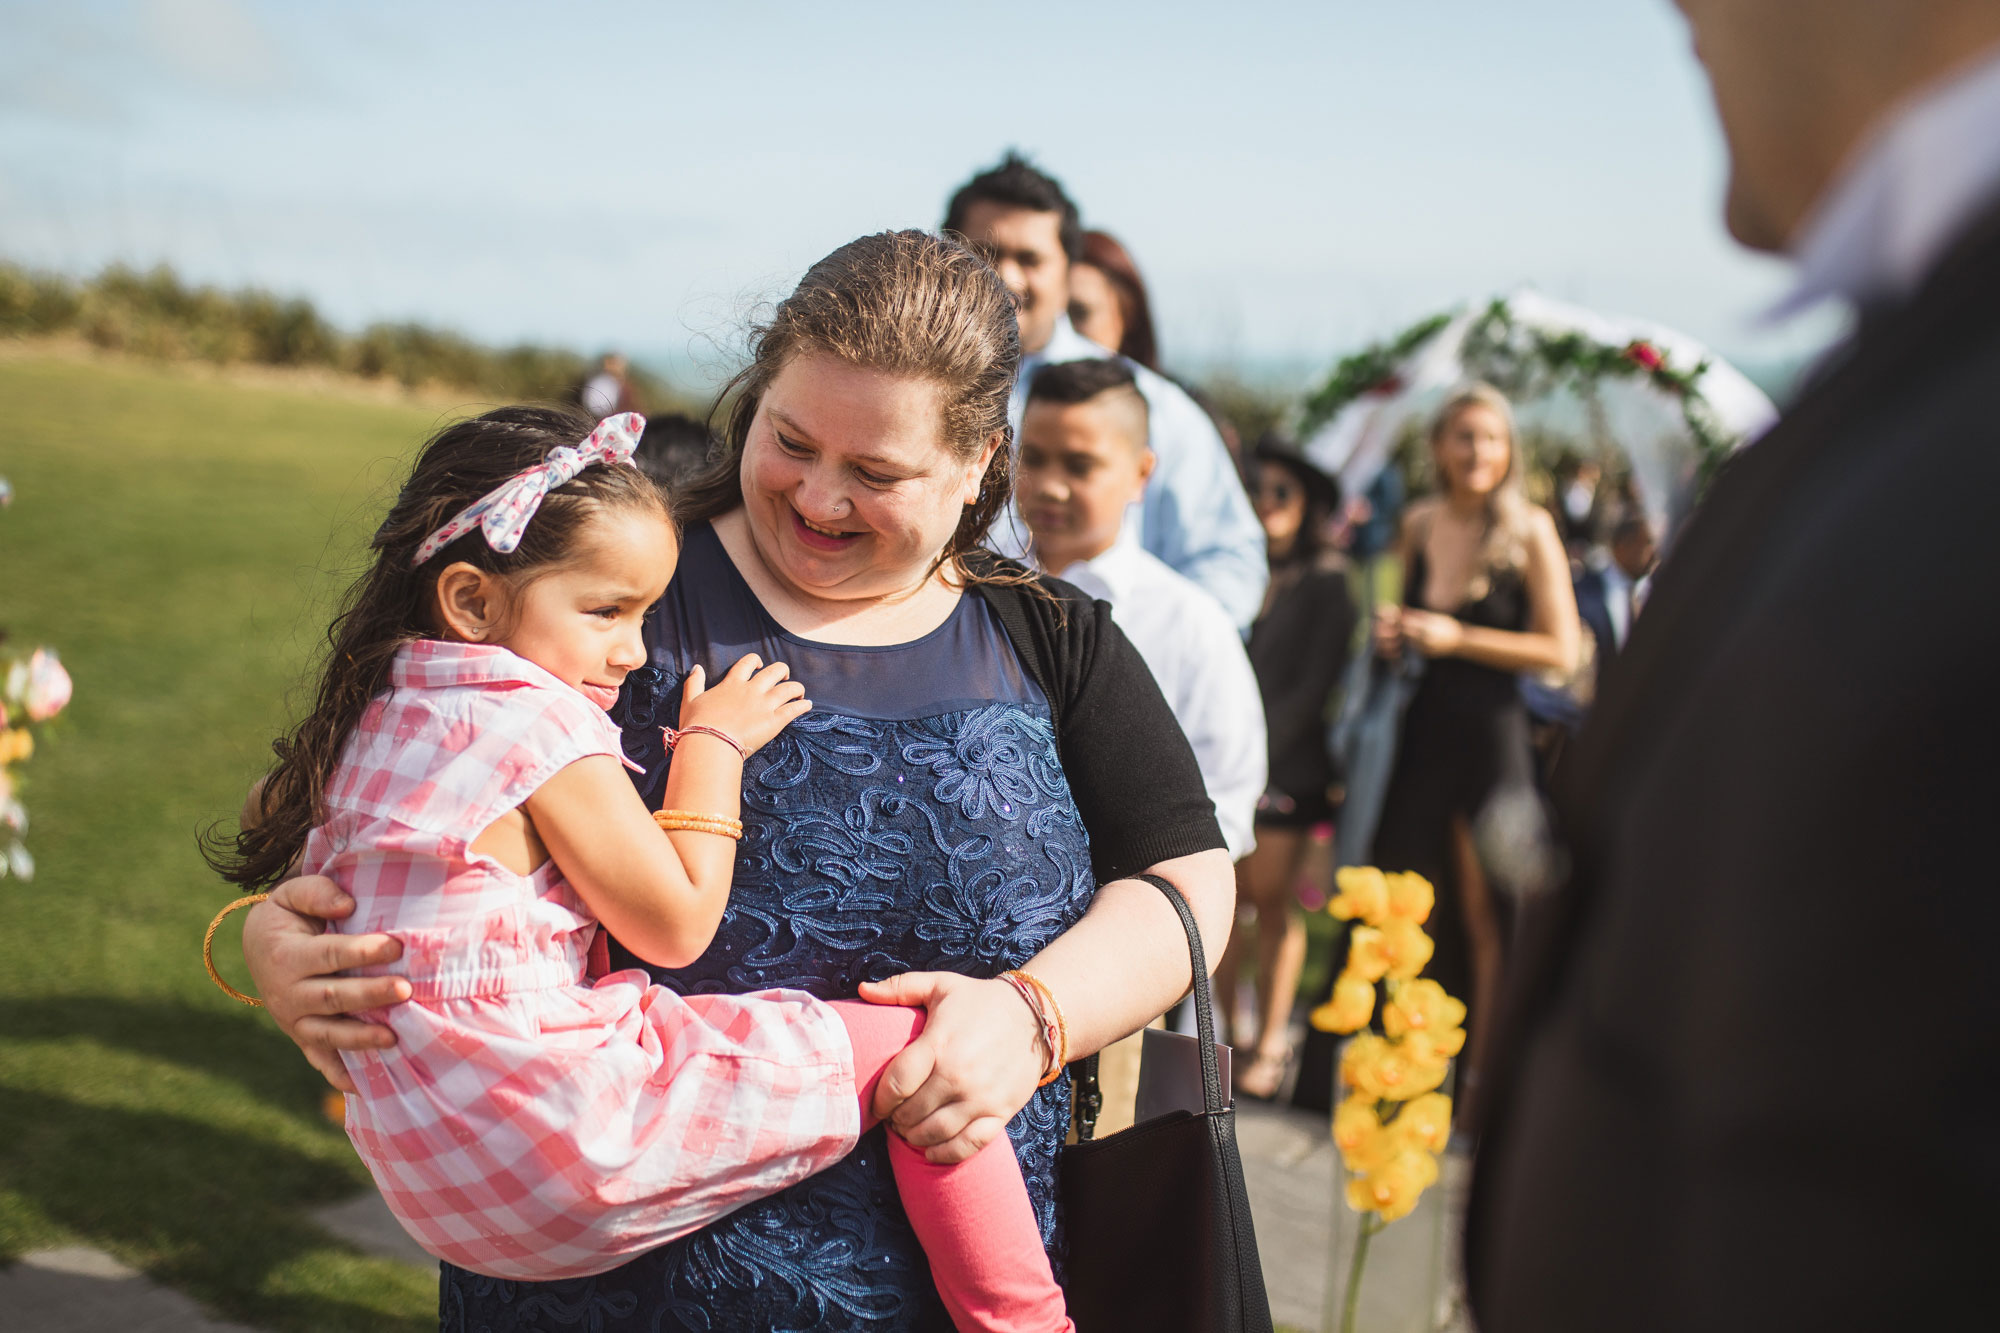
[653, 809, 744, 840]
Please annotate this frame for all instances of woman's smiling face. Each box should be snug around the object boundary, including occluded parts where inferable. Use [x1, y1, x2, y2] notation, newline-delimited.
[739, 350, 997, 604]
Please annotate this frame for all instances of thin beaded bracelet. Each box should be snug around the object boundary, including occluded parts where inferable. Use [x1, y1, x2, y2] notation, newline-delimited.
[653, 809, 744, 840]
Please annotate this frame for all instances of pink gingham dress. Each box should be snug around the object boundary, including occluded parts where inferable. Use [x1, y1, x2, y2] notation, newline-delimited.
[305, 640, 859, 1280]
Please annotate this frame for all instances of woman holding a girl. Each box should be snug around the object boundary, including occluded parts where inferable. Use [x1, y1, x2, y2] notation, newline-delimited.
[228, 230, 1234, 1332]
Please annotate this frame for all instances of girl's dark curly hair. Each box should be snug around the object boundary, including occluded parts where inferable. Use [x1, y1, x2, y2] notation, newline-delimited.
[204, 404, 670, 890]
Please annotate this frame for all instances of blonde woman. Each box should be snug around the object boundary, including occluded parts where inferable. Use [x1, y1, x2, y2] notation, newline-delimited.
[1371, 384, 1579, 1098]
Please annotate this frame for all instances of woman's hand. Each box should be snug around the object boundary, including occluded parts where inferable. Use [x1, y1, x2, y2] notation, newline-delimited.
[1373, 603, 1405, 658]
[1397, 607, 1465, 658]
[242, 875, 409, 1093]
[856, 971, 1045, 1164]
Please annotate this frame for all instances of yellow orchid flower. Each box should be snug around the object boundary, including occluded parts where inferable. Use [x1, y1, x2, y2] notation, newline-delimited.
[1377, 916, 1435, 982]
[1390, 1092, 1453, 1154]
[1310, 972, 1377, 1034]
[1332, 1095, 1393, 1173]
[1345, 925, 1393, 982]
[1385, 872, 1435, 924]
[1348, 1149, 1441, 1224]
[1328, 866, 1390, 924]
[1341, 1034, 1448, 1101]
[1402, 1026, 1467, 1066]
[1382, 978, 1467, 1039]
[0, 729, 32, 765]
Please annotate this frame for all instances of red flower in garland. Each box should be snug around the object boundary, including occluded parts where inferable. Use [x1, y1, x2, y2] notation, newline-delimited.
[1366, 372, 1406, 396]
[1624, 340, 1665, 372]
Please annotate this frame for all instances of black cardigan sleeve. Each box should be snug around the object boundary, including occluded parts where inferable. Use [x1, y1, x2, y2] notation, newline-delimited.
[970, 553, 1226, 883]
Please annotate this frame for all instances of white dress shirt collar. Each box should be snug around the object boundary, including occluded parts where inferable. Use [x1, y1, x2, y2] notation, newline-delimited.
[1025, 313, 1109, 370]
[1052, 527, 1146, 601]
[1776, 45, 2000, 317]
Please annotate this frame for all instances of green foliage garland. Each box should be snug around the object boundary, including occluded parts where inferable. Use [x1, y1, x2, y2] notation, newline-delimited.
[1298, 313, 1450, 439]
[1298, 298, 1738, 484]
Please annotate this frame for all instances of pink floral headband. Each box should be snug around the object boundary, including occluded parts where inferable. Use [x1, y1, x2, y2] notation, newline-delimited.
[411, 413, 646, 567]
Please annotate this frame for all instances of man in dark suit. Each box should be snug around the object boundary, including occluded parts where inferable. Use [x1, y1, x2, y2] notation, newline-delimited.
[1572, 510, 1656, 669]
[1468, 3, 2000, 1330]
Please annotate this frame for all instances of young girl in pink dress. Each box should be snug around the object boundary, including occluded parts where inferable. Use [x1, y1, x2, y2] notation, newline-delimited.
[208, 406, 1073, 1333]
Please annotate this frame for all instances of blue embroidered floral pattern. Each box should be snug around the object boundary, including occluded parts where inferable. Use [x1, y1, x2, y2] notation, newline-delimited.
[441, 690, 1096, 1332]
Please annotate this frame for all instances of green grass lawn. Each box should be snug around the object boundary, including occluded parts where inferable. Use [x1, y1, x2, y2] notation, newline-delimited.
[0, 353, 462, 1330]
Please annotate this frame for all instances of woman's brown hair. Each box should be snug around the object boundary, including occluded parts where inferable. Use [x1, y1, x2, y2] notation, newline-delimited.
[675, 230, 1024, 580]
[204, 404, 670, 890]
[1425, 382, 1537, 601]
[1078, 229, 1160, 371]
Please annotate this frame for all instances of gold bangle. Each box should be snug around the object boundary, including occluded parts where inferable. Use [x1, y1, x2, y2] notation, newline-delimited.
[653, 809, 744, 840]
[203, 893, 271, 1007]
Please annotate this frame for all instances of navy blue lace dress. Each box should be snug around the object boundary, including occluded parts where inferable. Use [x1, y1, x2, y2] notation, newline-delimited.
[439, 524, 1098, 1332]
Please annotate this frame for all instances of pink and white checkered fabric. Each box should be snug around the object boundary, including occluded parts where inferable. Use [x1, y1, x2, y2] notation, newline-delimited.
[305, 640, 859, 1280]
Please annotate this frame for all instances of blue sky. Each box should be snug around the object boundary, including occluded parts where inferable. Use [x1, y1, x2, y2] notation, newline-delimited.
[0, 0, 1842, 387]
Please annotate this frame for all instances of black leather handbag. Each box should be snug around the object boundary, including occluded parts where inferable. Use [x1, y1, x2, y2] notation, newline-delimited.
[1058, 873, 1275, 1333]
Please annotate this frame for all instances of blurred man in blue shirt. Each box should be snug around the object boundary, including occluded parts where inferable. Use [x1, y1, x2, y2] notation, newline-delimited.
[943, 153, 1268, 632]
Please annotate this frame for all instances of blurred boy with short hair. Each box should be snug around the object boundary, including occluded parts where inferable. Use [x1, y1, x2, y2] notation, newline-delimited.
[1016, 359, 1264, 862]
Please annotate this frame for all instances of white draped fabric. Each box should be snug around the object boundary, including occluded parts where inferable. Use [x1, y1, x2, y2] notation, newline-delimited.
[1301, 288, 1779, 540]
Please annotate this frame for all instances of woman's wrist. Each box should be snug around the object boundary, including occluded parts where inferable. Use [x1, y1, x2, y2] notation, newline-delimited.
[999, 969, 1068, 1086]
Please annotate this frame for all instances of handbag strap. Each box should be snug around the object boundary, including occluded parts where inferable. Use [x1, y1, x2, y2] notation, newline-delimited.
[1135, 872, 1226, 1117]
[1067, 871, 1223, 1142]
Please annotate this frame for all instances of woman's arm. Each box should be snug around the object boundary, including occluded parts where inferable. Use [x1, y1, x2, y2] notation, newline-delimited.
[861, 586, 1236, 1163]
[1399, 509, 1580, 675]
[859, 849, 1234, 1163]
[240, 877, 408, 1092]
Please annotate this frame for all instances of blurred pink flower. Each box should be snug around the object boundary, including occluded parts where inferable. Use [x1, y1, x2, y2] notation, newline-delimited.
[21, 649, 71, 723]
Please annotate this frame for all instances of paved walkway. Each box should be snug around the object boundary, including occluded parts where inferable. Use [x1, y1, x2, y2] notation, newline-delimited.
[0, 1247, 260, 1333]
[1237, 1098, 1471, 1333]
[0, 1099, 1470, 1332]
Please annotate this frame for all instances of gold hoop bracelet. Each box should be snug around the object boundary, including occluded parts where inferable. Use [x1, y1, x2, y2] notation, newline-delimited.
[203, 893, 270, 1007]
[653, 809, 745, 840]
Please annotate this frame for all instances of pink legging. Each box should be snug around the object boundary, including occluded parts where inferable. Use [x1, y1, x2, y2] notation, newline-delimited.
[830, 1001, 1075, 1333]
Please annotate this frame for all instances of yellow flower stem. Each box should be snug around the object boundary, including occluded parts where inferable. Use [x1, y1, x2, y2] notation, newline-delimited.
[1340, 1212, 1385, 1333]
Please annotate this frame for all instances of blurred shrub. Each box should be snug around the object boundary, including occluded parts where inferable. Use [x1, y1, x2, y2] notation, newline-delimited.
[0, 260, 694, 411]
[1191, 370, 1292, 447]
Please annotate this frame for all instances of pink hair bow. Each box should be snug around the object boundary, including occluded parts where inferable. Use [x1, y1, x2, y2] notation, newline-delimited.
[411, 413, 646, 567]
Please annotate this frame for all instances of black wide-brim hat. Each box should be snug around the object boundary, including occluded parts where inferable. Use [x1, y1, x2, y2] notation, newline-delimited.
[1251, 434, 1341, 514]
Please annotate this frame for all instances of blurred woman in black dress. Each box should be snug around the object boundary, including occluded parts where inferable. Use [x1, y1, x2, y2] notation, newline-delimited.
[1221, 437, 1357, 1098]
[1372, 385, 1579, 1097]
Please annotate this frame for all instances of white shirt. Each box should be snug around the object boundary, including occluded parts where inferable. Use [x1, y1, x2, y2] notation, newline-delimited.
[1777, 45, 2000, 315]
[581, 373, 622, 419]
[1054, 532, 1267, 860]
[1601, 564, 1635, 650]
[999, 316, 1269, 634]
